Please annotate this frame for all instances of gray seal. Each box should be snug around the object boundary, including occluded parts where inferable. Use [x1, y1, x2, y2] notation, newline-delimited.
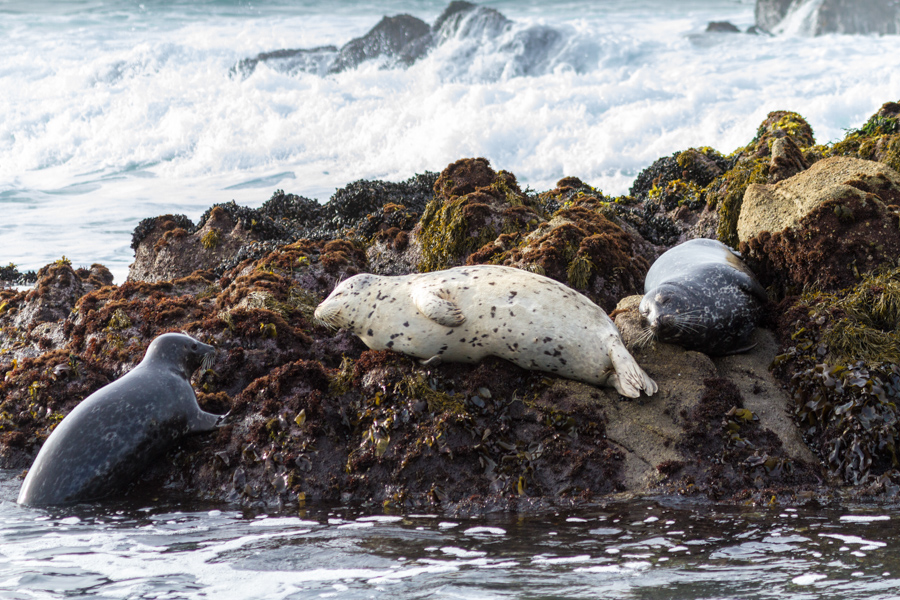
[639, 238, 767, 355]
[17, 332, 222, 507]
[314, 265, 657, 397]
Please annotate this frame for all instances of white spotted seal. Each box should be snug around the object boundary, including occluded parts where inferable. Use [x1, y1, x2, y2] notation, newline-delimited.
[639, 238, 767, 355]
[17, 333, 223, 507]
[315, 265, 657, 397]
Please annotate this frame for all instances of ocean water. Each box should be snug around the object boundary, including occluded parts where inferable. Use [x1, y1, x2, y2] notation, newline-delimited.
[2, 0, 900, 282]
[2, 469, 900, 600]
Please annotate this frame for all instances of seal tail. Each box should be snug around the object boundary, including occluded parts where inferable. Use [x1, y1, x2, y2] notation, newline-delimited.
[607, 341, 658, 398]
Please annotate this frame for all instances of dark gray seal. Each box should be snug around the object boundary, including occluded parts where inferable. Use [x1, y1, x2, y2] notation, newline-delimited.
[17, 333, 222, 507]
[639, 238, 767, 355]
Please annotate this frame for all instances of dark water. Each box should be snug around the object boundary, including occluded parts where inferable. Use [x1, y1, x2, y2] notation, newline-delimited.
[2, 471, 900, 599]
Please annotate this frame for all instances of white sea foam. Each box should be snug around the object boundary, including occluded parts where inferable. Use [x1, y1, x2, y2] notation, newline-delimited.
[1, 0, 899, 282]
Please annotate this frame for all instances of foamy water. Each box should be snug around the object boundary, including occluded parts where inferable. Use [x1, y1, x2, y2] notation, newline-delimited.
[2, 0, 900, 282]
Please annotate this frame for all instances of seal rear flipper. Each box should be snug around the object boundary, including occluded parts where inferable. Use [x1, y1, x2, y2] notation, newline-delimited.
[608, 343, 658, 398]
[410, 286, 466, 327]
[189, 409, 223, 433]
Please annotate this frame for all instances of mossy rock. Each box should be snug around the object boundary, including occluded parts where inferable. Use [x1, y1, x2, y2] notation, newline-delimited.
[738, 157, 900, 297]
[467, 197, 651, 312]
[631, 147, 729, 210]
[708, 111, 818, 247]
[774, 265, 900, 485]
[416, 158, 545, 272]
[828, 101, 900, 174]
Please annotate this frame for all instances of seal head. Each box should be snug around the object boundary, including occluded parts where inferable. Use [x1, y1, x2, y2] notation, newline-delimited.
[640, 239, 766, 355]
[17, 332, 222, 507]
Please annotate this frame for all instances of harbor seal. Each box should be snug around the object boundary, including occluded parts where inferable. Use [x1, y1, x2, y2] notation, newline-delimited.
[639, 238, 767, 355]
[17, 332, 222, 507]
[315, 265, 657, 397]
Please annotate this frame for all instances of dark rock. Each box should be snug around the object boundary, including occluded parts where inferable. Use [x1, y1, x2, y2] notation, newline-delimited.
[755, 0, 796, 31]
[328, 14, 431, 73]
[706, 21, 741, 33]
[230, 46, 339, 79]
[0, 263, 37, 287]
[432, 2, 511, 40]
[755, 0, 900, 35]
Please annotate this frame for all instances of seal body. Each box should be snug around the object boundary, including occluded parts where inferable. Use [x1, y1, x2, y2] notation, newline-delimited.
[315, 265, 657, 397]
[17, 333, 221, 507]
[640, 238, 767, 355]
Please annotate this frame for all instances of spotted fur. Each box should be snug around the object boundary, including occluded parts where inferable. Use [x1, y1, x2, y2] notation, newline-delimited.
[315, 265, 657, 397]
[640, 238, 767, 356]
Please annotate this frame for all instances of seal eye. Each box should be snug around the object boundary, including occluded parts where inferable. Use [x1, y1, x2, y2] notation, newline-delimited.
[657, 295, 670, 305]
[191, 343, 198, 350]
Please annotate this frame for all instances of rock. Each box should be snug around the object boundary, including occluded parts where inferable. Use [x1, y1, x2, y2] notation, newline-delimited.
[229, 46, 339, 79]
[328, 14, 432, 73]
[483, 203, 652, 313]
[756, 0, 900, 35]
[768, 135, 809, 183]
[611, 295, 819, 497]
[21, 149, 900, 510]
[772, 266, 900, 486]
[707, 111, 818, 247]
[737, 156, 900, 243]
[414, 157, 546, 273]
[755, 0, 798, 31]
[706, 21, 741, 33]
[829, 101, 900, 174]
[627, 147, 730, 245]
[432, 1, 511, 41]
[129, 209, 259, 283]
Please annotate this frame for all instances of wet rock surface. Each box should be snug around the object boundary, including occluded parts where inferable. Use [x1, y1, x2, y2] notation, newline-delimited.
[6, 101, 900, 512]
[755, 0, 900, 35]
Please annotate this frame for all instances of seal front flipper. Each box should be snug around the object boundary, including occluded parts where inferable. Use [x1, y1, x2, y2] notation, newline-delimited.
[410, 286, 466, 327]
[607, 340, 657, 398]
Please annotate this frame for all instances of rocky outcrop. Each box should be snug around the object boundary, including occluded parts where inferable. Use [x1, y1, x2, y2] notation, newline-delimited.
[829, 101, 900, 174]
[328, 14, 431, 73]
[737, 157, 900, 296]
[128, 174, 437, 283]
[737, 157, 900, 243]
[756, 0, 900, 35]
[11, 104, 900, 511]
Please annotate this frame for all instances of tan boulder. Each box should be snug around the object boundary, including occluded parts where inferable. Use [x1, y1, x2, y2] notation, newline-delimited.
[736, 157, 900, 243]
